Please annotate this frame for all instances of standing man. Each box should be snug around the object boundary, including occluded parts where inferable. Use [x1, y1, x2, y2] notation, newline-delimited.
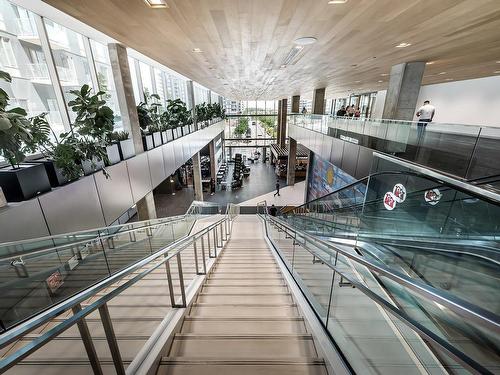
[274, 179, 281, 197]
[415, 100, 435, 141]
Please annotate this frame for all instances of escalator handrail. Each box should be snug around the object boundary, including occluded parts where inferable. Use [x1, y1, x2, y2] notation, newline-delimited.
[0, 215, 230, 357]
[264, 213, 500, 334]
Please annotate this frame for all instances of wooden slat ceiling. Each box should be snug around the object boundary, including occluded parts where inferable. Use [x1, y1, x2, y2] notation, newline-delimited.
[43, 0, 500, 100]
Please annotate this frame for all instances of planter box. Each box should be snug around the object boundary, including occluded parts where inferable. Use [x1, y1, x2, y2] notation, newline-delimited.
[82, 158, 105, 176]
[28, 159, 68, 187]
[153, 131, 162, 147]
[182, 125, 189, 136]
[161, 131, 168, 144]
[106, 143, 121, 165]
[0, 163, 51, 202]
[142, 134, 154, 150]
[166, 130, 174, 142]
[189, 124, 194, 133]
[118, 139, 135, 160]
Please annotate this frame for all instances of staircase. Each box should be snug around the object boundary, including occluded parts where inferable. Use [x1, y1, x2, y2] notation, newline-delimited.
[158, 215, 328, 375]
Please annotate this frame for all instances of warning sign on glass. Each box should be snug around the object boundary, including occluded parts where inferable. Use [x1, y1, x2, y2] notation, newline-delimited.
[383, 192, 397, 210]
[46, 270, 63, 293]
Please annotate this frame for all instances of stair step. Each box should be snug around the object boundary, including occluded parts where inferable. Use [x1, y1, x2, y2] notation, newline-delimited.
[196, 293, 292, 304]
[189, 303, 298, 317]
[202, 285, 288, 294]
[181, 317, 306, 334]
[168, 334, 317, 358]
[157, 358, 327, 375]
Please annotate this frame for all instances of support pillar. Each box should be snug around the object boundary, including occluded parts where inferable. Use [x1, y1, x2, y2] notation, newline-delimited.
[209, 139, 216, 178]
[192, 152, 203, 201]
[382, 61, 425, 120]
[278, 99, 287, 148]
[287, 137, 297, 186]
[276, 99, 282, 145]
[312, 88, 326, 115]
[291, 95, 300, 113]
[108, 43, 144, 154]
[136, 191, 157, 221]
[186, 80, 197, 130]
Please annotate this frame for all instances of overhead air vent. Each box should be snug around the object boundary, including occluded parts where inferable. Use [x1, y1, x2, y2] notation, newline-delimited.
[281, 46, 303, 67]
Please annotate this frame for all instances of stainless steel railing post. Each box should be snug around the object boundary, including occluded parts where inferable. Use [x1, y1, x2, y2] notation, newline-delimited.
[72, 304, 103, 375]
[165, 255, 177, 307]
[219, 222, 224, 246]
[193, 239, 200, 275]
[213, 227, 218, 257]
[98, 303, 125, 375]
[177, 253, 186, 307]
[200, 234, 207, 274]
[207, 230, 213, 258]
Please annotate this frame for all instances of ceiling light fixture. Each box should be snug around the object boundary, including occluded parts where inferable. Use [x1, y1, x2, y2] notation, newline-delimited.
[395, 42, 411, 48]
[143, 0, 168, 8]
[378, 80, 383, 83]
[294, 37, 317, 46]
[328, 0, 348, 4]
[192, 48, 203, 53]
[381, 73, 388, 76]
[445, 78, 453, 81]
[280, 64, 287, 69]
[438, 71, 446, 75]
[494, 70, 500, 74]
[426, 61, 435, 65]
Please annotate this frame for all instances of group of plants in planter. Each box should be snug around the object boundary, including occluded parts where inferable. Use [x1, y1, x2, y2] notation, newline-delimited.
[0, 69, 134, 202]
[137, 92, 226, 151]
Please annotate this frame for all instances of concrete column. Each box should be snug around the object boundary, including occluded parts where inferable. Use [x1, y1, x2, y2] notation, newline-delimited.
[108, 43, 144, 154]
[382, 61, 426, 120]
[287, 137, 297, 186]
[276, 99, 282, 145]
[312, 88, 326, 114]
[291, 95, 300, 113]
[136, 191, 157, 220]
[186, 80, 197, 129]
[279, 99, 287, 147]
[192, 152, 203, 201]
[209, 139, 216, 178]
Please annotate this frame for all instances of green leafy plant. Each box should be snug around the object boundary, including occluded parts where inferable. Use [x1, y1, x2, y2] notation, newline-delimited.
[137, 91, 162, 134]
[107, 130, 129, 143]
[68, 84, 115, 167]
[166, 99, 190, 129]
[0, 71, 33, 168]
[234, 117, 249, 137]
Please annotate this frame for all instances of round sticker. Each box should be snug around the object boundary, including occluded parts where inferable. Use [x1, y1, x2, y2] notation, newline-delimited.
[392, 183, 406, 203]
[383, 192, 397, 210]
[424, 188, 442, 205]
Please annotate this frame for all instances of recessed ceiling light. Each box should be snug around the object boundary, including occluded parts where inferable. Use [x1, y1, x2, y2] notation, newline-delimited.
[426, 61, 435, 65]
[381, 73, 389, 76]
[378, 80, 383, 83]
[494, 70, 500, 74]
[328, 0, 348, 3]
[143, 0, 168, 8]
[395, 42, 411, 48]
[438, 71, 446, 75]
[192, 48, 203, 53]
[355, 80, 361, 83]
[496, 61, 500, 64]
[445, 78, 453, 81]
[294, 37, 317, 46]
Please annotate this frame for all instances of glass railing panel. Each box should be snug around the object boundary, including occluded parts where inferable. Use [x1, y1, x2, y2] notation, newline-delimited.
[466, 127, 500, 181]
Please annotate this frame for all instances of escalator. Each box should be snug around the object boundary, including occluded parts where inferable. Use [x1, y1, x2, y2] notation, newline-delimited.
[260, 169, 500, 374]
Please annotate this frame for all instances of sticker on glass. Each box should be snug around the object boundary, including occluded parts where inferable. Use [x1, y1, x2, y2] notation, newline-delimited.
[424, 188, 442, 205]
[392, 183, 406, 203]
[383, 192, 397, 210]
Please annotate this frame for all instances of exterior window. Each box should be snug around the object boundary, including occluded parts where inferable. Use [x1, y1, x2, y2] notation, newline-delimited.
[128, 56, 141, 104]
[139, 61, 153, 97]
[45, 19, 93, 122]
[91, 40, 122, 129]
[0, 0, 64, 139]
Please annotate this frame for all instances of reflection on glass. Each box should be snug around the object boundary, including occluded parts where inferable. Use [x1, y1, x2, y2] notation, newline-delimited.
[0, 0, 64, 137]
[45, 18, 93, 122]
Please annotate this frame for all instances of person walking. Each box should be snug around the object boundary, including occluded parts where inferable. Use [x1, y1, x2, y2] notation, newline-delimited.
[210, 177, 215, 196]
[415, 100, 435, 141]
[336, 105, 347, 116]
[269, 204, 278, 217]
[274, 179, 280, 197]
[301, 106, 307, 114]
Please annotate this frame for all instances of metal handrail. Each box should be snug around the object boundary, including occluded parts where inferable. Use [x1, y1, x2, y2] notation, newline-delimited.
[0, 214, 233, 373]
[258, 204, 500, 333]
[259, 211, 495, 375]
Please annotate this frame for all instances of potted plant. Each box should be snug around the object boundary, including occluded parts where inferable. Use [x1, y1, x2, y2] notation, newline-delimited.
[108, 130, 134, 160]
[137, 92, 162, 150]
[68, 84, 114, 174]
[0, 70, 52, 201]
[195, 103, 207, 129]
